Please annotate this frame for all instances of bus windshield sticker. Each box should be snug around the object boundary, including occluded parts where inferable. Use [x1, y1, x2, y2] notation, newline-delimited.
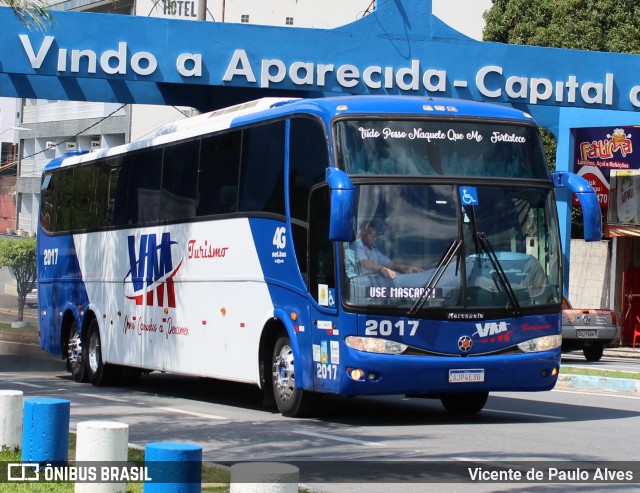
[459, 186, 478, 206]
[330, 341, 340, 364]
[318, 284, 329, 306]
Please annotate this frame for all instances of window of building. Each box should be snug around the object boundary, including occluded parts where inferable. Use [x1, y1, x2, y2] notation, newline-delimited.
[241, 14, 249, 23]
[285, 17, 294, 26]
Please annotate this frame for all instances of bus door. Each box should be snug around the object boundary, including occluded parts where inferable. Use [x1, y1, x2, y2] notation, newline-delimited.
[308, 186, 341, 391]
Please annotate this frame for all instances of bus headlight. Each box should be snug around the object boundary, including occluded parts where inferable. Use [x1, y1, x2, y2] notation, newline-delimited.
[345, 336, 408, 354]
[517, 335, 562, 353]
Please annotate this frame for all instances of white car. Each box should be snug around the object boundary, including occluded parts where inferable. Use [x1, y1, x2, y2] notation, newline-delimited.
[25, 288, 37, 307]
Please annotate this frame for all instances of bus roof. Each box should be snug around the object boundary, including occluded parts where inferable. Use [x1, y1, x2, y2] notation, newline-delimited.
[45, 95, 535, 171]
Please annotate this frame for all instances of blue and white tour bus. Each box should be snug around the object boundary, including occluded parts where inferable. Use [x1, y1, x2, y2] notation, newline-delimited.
[37, 96, 601, 416]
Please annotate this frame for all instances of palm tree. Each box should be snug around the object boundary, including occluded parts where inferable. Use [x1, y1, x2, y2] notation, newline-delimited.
[4, 0, 52, 29]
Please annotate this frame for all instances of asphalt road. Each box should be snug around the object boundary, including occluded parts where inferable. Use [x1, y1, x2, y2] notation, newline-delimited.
[1, 340, 639, 492]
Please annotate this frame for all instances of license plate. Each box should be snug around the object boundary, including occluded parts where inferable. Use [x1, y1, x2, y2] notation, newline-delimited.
[449, 369, 485, 383]
[576, 329, 597, 339]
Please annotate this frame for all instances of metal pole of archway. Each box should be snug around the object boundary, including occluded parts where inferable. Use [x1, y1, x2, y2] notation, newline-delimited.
[197, 0, 206, 21]
[193, 0, 207, 116]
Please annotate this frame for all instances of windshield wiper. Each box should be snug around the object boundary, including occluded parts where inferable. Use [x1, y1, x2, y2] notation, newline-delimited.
[475, 232, 521, 315]
[409, 239, 462, 315]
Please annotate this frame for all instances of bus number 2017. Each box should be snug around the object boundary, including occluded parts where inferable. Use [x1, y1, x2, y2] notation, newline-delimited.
[316, 363, 337, 380]
[365, 319, 419, 336]
[43, 248, 59, 266]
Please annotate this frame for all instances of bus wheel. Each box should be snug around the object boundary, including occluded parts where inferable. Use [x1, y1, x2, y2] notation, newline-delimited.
[271, 335, 317, 417]
[67, 321, 87, 383]
[85, 319, 120, 386]
[440, 392, 488, 415]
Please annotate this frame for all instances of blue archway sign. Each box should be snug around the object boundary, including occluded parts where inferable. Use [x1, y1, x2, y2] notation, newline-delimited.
[1, 0, 640, 129]
[1, 0, 638, 292]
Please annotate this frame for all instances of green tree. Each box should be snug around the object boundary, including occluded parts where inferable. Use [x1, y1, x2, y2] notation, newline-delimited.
[3, 0, 52, 29]
[0, 237, 37, 322]
[484, 0, 640, 54]
[483, 0, 640, 238]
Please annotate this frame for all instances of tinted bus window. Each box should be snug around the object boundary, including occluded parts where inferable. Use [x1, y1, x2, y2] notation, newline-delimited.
[238, 122, 285, 215]
[49, 168, 74, 233]
[336, 120, 549, 179]
[161, 140, 199, 222]
[72, 165, 98, 231]
[197, 131, 241, 216]
[289, 117, 328, 223]
[122, 149, 162, 225]
[96, 158, 121, 228]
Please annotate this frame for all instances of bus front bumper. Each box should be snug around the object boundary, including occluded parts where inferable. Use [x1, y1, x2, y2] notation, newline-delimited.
[328, 348, 561, 396]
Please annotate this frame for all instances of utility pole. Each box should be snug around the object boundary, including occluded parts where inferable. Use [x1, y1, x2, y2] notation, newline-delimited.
[197, 0, 206, 20]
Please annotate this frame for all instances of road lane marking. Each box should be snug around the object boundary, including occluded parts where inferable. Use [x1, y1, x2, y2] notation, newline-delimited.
[13, 381, 47, 388]
[293, 430, 385, 447]
[484, 408, 564, 419]
[554, 388, 640, 399]
[158, 407, 227, 420]
[77, 393, 129, 403]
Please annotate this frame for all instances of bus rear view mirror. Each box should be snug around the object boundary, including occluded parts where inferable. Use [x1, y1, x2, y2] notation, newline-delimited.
[552, 171, 602, 241]
[326, 167, 356, 242]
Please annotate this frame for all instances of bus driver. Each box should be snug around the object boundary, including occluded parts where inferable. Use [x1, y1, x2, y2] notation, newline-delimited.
[349, 222, 423, 279]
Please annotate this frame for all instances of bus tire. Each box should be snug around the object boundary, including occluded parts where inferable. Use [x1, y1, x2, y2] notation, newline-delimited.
[583, 343, 604, 362]
[85, 319, 120, 386]
[440, 392, 488, 415]
[67, 321, 87, 383]
[271, 335, 317, 417]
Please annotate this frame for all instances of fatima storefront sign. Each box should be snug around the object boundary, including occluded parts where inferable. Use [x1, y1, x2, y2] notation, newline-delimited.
[573, 126, 640, 236]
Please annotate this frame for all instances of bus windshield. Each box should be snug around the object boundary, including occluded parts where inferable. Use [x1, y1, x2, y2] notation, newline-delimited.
[335, 119, 550, 179]
[341, 184, 561, 311]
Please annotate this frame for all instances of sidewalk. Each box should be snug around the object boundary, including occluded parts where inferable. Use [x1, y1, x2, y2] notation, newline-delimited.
[0, 292, 38, 326]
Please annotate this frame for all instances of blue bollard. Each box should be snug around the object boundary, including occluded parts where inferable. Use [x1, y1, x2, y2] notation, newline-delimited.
[144, 442, 202, 493]
[21, 397, 70, 463]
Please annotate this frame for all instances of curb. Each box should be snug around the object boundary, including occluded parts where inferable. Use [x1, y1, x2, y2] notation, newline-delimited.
[556, 374, 640, 395]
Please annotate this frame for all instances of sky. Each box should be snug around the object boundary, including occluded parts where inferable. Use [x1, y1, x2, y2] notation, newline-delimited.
[432, 0, 493, 40]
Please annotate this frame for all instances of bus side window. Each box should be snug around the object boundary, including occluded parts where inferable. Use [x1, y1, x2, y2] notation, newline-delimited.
[197, 131, 241, 217]
[122, 149, 162, 226]
[289, 117, 328, 222]
[238, 122, 285, 216]
[40, 174, 53, 232]
[289, 117, 329, 285]
[161, 140, 199, 222]
[50, 168, 73, 233]
[99, 158, 121, 227]
[71, 165, 98, 231]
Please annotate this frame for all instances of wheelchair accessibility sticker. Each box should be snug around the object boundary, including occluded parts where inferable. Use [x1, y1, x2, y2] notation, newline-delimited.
[459, 186, 478, 206]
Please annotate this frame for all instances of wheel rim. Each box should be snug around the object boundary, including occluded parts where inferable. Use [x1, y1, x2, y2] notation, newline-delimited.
[87, 331, 100, 374]
[68, 328, 82, 372]
[273, 344, 295, 403]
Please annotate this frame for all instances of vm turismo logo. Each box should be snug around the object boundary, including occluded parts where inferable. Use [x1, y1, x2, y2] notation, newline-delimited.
[473, 321, 509, 338]
[124, 233, 183, 308]
[472, 321, 512, 343]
